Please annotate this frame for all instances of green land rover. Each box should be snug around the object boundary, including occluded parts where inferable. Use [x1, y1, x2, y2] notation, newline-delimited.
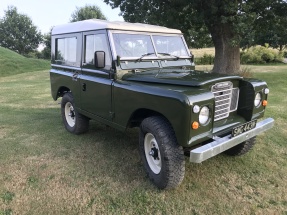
[50, 19, 274, 189]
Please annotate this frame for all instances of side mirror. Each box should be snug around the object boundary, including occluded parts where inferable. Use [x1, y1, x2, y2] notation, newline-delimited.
[94, 51, 105, 68]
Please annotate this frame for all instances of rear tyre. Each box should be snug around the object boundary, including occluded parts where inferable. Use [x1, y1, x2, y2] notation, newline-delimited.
[61, 92, 89, 134]
[139, 116, 185, 189]
[224, 137, 256, 156]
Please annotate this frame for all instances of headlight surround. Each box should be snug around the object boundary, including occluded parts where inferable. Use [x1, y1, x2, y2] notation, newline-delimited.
[199, 106, 210, 125]
[254, 92, 262, 107]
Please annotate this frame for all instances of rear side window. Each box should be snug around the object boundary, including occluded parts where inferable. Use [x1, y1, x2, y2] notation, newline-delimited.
[56, 37, 77, 64]
[84, 34, 111, 66]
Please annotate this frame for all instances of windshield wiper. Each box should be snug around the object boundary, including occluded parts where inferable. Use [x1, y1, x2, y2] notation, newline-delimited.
[136, 53, 155, 62]
[157, 52, 179, 60]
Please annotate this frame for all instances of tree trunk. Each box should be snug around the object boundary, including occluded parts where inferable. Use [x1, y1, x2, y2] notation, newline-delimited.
[208, 23, 241, 74]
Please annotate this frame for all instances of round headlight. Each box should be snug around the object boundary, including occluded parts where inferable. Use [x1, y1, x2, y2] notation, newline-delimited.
[199, 106, 210, 125]
[264, 88, 269, 94]
[193, 105, 200, 113]
[254, 92, 262, 107]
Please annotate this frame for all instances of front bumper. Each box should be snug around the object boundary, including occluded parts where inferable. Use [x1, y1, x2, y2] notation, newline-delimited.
[190, 118, 274, 163]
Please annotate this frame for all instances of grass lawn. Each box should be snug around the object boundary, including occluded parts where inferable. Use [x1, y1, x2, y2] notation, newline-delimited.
[0, 66, 286, 214]
[0, 47, 50, 77]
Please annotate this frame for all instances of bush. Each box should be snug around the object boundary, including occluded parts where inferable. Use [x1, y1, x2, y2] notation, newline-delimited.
[24, 51, 46, 59]
[195, 53, 214, 65]
[241, 46, 283, 64]
[283, 51, 287, 58]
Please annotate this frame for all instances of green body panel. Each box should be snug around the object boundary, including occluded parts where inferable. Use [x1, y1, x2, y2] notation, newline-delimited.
[79, 70, 112, 120]
[112, 80, 191, 146]
[50, 69, 81, 107]
[121, 70, 243, 86]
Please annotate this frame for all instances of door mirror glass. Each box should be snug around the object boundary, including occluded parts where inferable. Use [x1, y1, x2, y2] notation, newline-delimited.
[94, 51, 105, 68]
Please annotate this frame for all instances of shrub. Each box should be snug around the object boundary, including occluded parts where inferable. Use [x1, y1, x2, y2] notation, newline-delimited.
[195, 53, 214, 65]
[241, 46, 283, 64]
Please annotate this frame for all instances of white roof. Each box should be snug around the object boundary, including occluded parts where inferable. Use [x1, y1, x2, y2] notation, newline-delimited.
[52, 19, 182, 35]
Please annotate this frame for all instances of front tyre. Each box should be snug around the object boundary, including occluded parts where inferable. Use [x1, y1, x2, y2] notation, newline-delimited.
[139, 116, 185, 189]
[61, 93, 89, 134]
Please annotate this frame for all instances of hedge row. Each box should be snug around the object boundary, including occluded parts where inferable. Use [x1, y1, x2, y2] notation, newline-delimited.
[194, 46, 285, 65]
[240, 46, 283, 64]
[194, 53, 214, 65]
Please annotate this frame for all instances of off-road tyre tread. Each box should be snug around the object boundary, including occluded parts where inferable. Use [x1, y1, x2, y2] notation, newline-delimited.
[61, 93, 89, 134]
[224, 137, 256, 156]
[139, 116, 185, 189]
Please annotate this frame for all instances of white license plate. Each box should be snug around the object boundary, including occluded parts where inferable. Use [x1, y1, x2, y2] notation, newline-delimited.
[232, 120, 257, 137]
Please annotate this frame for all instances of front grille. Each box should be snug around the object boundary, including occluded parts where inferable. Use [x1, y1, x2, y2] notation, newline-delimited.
[212, 81, 239, 121]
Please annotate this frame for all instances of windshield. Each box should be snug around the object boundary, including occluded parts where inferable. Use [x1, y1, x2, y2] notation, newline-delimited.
[113, 33, 155, 58]
[112, 33, 189, 59]
[153, 36, 188, 56]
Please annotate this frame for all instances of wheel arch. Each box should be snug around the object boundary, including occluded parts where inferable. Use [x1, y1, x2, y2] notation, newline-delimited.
[127, 107, 190, 147]
[55, 86, 71, 100]
[127, 108, 170, 128]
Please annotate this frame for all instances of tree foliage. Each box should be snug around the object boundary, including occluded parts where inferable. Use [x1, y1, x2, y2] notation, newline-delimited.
[70, 4, 107, 22]
[0, 6, 42, 55]
[41, 29, 52, 59]
[241, 1, 287, 50]
[104, 0, 287, 74]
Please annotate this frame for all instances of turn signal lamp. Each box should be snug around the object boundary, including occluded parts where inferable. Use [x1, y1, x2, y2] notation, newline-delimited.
[262, 100, 268, 106]
[192, 121, 199, 130]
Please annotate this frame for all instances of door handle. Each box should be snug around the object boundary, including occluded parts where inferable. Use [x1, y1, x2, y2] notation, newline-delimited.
[82, 83, 86, 91]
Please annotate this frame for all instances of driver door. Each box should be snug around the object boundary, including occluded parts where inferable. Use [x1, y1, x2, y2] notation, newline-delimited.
[80, 31, 113, 119]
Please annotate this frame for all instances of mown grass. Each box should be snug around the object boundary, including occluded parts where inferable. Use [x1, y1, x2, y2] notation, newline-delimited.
[0, 66, 286, 214]
[0, 47, 50, 77]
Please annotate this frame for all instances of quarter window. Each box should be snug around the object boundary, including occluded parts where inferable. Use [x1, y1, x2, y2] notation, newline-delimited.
[56, 37, 77, 64]
[85, 34, 111, 66]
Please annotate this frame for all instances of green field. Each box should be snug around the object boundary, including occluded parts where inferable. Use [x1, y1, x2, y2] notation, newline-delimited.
[190, 47, 215, 58]
[0, 48, 286, 214]
[0, 47, 50, 77]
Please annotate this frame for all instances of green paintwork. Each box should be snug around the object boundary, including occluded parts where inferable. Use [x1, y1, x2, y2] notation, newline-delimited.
[50, 28, 270, 148]
[122, 69, 243, 87]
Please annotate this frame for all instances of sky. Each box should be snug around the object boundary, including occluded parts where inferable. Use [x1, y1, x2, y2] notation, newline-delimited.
[0, 0, 124, 34]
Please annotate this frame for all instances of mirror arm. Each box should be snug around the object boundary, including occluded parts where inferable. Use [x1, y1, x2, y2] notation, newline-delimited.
[116, 55, 121, 66]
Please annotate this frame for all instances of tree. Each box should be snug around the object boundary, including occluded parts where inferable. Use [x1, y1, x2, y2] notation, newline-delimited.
[241, 2, 287, 51]
[0, 6, 42, 55]
[41, 29, 52, 59]
[70, 4, 107, 22]
[104, 0, 287, 74]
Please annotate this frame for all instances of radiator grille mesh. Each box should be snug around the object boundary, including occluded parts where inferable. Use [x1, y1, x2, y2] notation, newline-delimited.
[212, 82, 239, 121]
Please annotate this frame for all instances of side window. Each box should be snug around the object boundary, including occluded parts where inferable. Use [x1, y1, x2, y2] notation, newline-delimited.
[84, 34, 111, 67]
[56, 37, 77, 65]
